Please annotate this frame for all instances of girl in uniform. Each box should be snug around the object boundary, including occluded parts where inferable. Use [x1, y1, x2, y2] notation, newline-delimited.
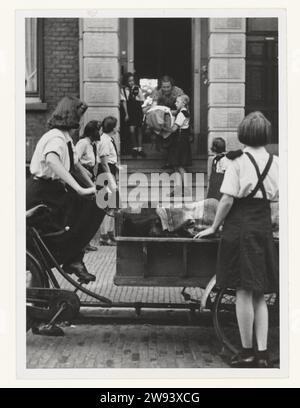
[168, 94, 192, 196]
[26, 96, 105, 283]
[120, 72, 146, 158]
[195, 112, 279, 368]
[76, 120, 101, 181]
[96, 116, 119, 246]
[76, 120, 102, 252]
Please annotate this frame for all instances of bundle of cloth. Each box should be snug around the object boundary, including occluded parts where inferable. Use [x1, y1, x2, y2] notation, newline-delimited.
[121, 199, 279, 239]
[145, 105, 174, 139]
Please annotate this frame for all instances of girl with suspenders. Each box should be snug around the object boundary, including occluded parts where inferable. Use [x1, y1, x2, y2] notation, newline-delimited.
[195, 112, 279, 368]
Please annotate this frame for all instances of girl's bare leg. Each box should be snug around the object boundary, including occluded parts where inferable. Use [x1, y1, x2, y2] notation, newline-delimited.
[253, 292, 268, 351]
[137, 126, 143, 150]
[236, 289, 254, 348]
[129, 126, 137, 149]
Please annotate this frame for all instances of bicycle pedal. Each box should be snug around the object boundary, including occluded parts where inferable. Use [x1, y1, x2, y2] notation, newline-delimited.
[77, 277, 90, 285]
[33, 324, 65, 337]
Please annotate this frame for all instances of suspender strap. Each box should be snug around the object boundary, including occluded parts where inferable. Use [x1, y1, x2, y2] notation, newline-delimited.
[67, 141, 75, 172]
[245, 152, 273, 199]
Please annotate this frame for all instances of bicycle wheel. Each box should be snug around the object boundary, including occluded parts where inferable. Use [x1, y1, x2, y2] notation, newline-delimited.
[213, 288, 279, 364]
[26, 251, 48, 332]
[26, 251, 48, 289]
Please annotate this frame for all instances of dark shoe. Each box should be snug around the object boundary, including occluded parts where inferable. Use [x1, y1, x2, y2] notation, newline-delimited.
[85, 243, 98, 252]
[255, 358, 273, 368]
[131, 149, 138, 158]
[138, 149, 146, 158]
[64, 261, 96, 283]
[230, 353, 256, 368]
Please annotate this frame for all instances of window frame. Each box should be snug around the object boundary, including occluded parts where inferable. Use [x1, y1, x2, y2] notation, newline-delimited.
[26, 18, 44, 103]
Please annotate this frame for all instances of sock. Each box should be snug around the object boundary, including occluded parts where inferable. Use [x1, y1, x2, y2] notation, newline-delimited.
[137, 147, 142, 152]
[241, 347, 254, 357]
[133, 147, 138, 150]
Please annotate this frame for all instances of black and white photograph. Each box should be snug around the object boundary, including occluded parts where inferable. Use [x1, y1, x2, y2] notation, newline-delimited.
[20, 10, 286, 375]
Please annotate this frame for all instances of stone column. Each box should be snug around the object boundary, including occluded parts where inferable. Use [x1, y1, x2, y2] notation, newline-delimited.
[80, 18, 120, 127]
[207, 18, 246, 175]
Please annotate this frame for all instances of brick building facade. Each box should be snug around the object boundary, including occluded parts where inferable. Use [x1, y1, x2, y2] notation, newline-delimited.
[26, 17, 278, 174]
[26, 18, 80, 162]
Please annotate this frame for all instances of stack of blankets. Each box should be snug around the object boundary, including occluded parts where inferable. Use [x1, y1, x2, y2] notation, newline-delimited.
[145, 105, 174, 139]
[156, 199, 279, 238]
[121, 199, 279, 239]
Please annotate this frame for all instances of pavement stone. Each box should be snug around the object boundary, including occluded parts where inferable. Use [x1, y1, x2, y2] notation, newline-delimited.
[27, 324, 229, 369]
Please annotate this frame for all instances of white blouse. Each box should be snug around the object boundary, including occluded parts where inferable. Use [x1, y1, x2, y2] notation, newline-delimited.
[174, 109, 190, 130]
[30, 129, 78, 180]
[97, 133, 118, 165]
[76, 137, 98, 167]
[220, 146, 279, 201]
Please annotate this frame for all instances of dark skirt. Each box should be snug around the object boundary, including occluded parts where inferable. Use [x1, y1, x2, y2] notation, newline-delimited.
[127, 99, 144, 127]
[216, 197, 279, 293]
[26, 176, 105, 265]
[167, 129, 192, 167]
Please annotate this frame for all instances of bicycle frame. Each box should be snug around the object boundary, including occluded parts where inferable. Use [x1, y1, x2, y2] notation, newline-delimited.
[27, 225, 216, 313]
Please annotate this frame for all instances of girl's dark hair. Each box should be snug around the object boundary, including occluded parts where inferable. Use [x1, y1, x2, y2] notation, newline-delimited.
[47, 96, 88, 130]
[158, 75, 175, 89]
[211, 137, 226, 154]
[238, 111, 271, 147]
[82, 120, 101, 141]
[102, 116, 118, 134]
[122, 72, 136, 87]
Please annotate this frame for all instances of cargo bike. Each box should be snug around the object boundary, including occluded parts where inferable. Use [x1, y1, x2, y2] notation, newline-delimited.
[26, 204, 279, 363]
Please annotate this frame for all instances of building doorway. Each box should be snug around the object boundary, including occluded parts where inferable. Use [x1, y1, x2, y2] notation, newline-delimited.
[134, 18, 192, 97]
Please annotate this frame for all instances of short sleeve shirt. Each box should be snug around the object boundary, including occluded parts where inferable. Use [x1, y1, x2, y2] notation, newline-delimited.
[174, 108, 190, 130]
[75, 137, 98, 167]
[220, 146, 279, 201]
[30, 129, 78, 180]
[151, 86, 184, 109]
[97, 133, 118, 165]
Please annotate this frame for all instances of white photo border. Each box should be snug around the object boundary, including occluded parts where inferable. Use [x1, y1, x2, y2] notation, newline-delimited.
[16, 7, 288, 380]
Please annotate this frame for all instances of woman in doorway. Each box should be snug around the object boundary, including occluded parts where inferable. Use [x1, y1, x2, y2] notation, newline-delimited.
[151, 75, 184, 114]
[26, 96, 105, 284]
[194, 112, 279, 368]
[120, 72, 146, 158]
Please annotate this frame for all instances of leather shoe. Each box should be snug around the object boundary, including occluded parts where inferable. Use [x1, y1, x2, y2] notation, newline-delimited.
[255, 358, 273, 368]
[85, 243, 98, 252]
[230, 353, 256, 368]
[64, 261, 96, 283]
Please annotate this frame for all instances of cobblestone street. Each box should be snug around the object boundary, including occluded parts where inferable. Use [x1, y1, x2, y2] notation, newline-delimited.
[27, 242, 230, 369]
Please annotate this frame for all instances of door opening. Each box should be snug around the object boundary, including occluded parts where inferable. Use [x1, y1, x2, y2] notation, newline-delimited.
[134, 18, 192, 96]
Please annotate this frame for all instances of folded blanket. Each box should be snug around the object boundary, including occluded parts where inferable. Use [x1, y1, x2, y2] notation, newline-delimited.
[156, 199, 219, 235]
[156, 199, 279, 238]
[145, 105, 174, 139]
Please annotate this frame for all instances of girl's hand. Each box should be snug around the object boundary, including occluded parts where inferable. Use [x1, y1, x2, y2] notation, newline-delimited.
[77, 186, 96, 196]
[125, 115, 129, 122]
[193, 226, 216, 239]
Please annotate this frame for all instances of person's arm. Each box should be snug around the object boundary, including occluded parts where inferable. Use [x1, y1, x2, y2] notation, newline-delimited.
[73, 161, 95, 187]
[137, 88, 145, 104]
[120, 89, 129, 122]
[100, 156, 117, 191]
[45, 153, 95, 195]
[193, 194, 234, 238]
